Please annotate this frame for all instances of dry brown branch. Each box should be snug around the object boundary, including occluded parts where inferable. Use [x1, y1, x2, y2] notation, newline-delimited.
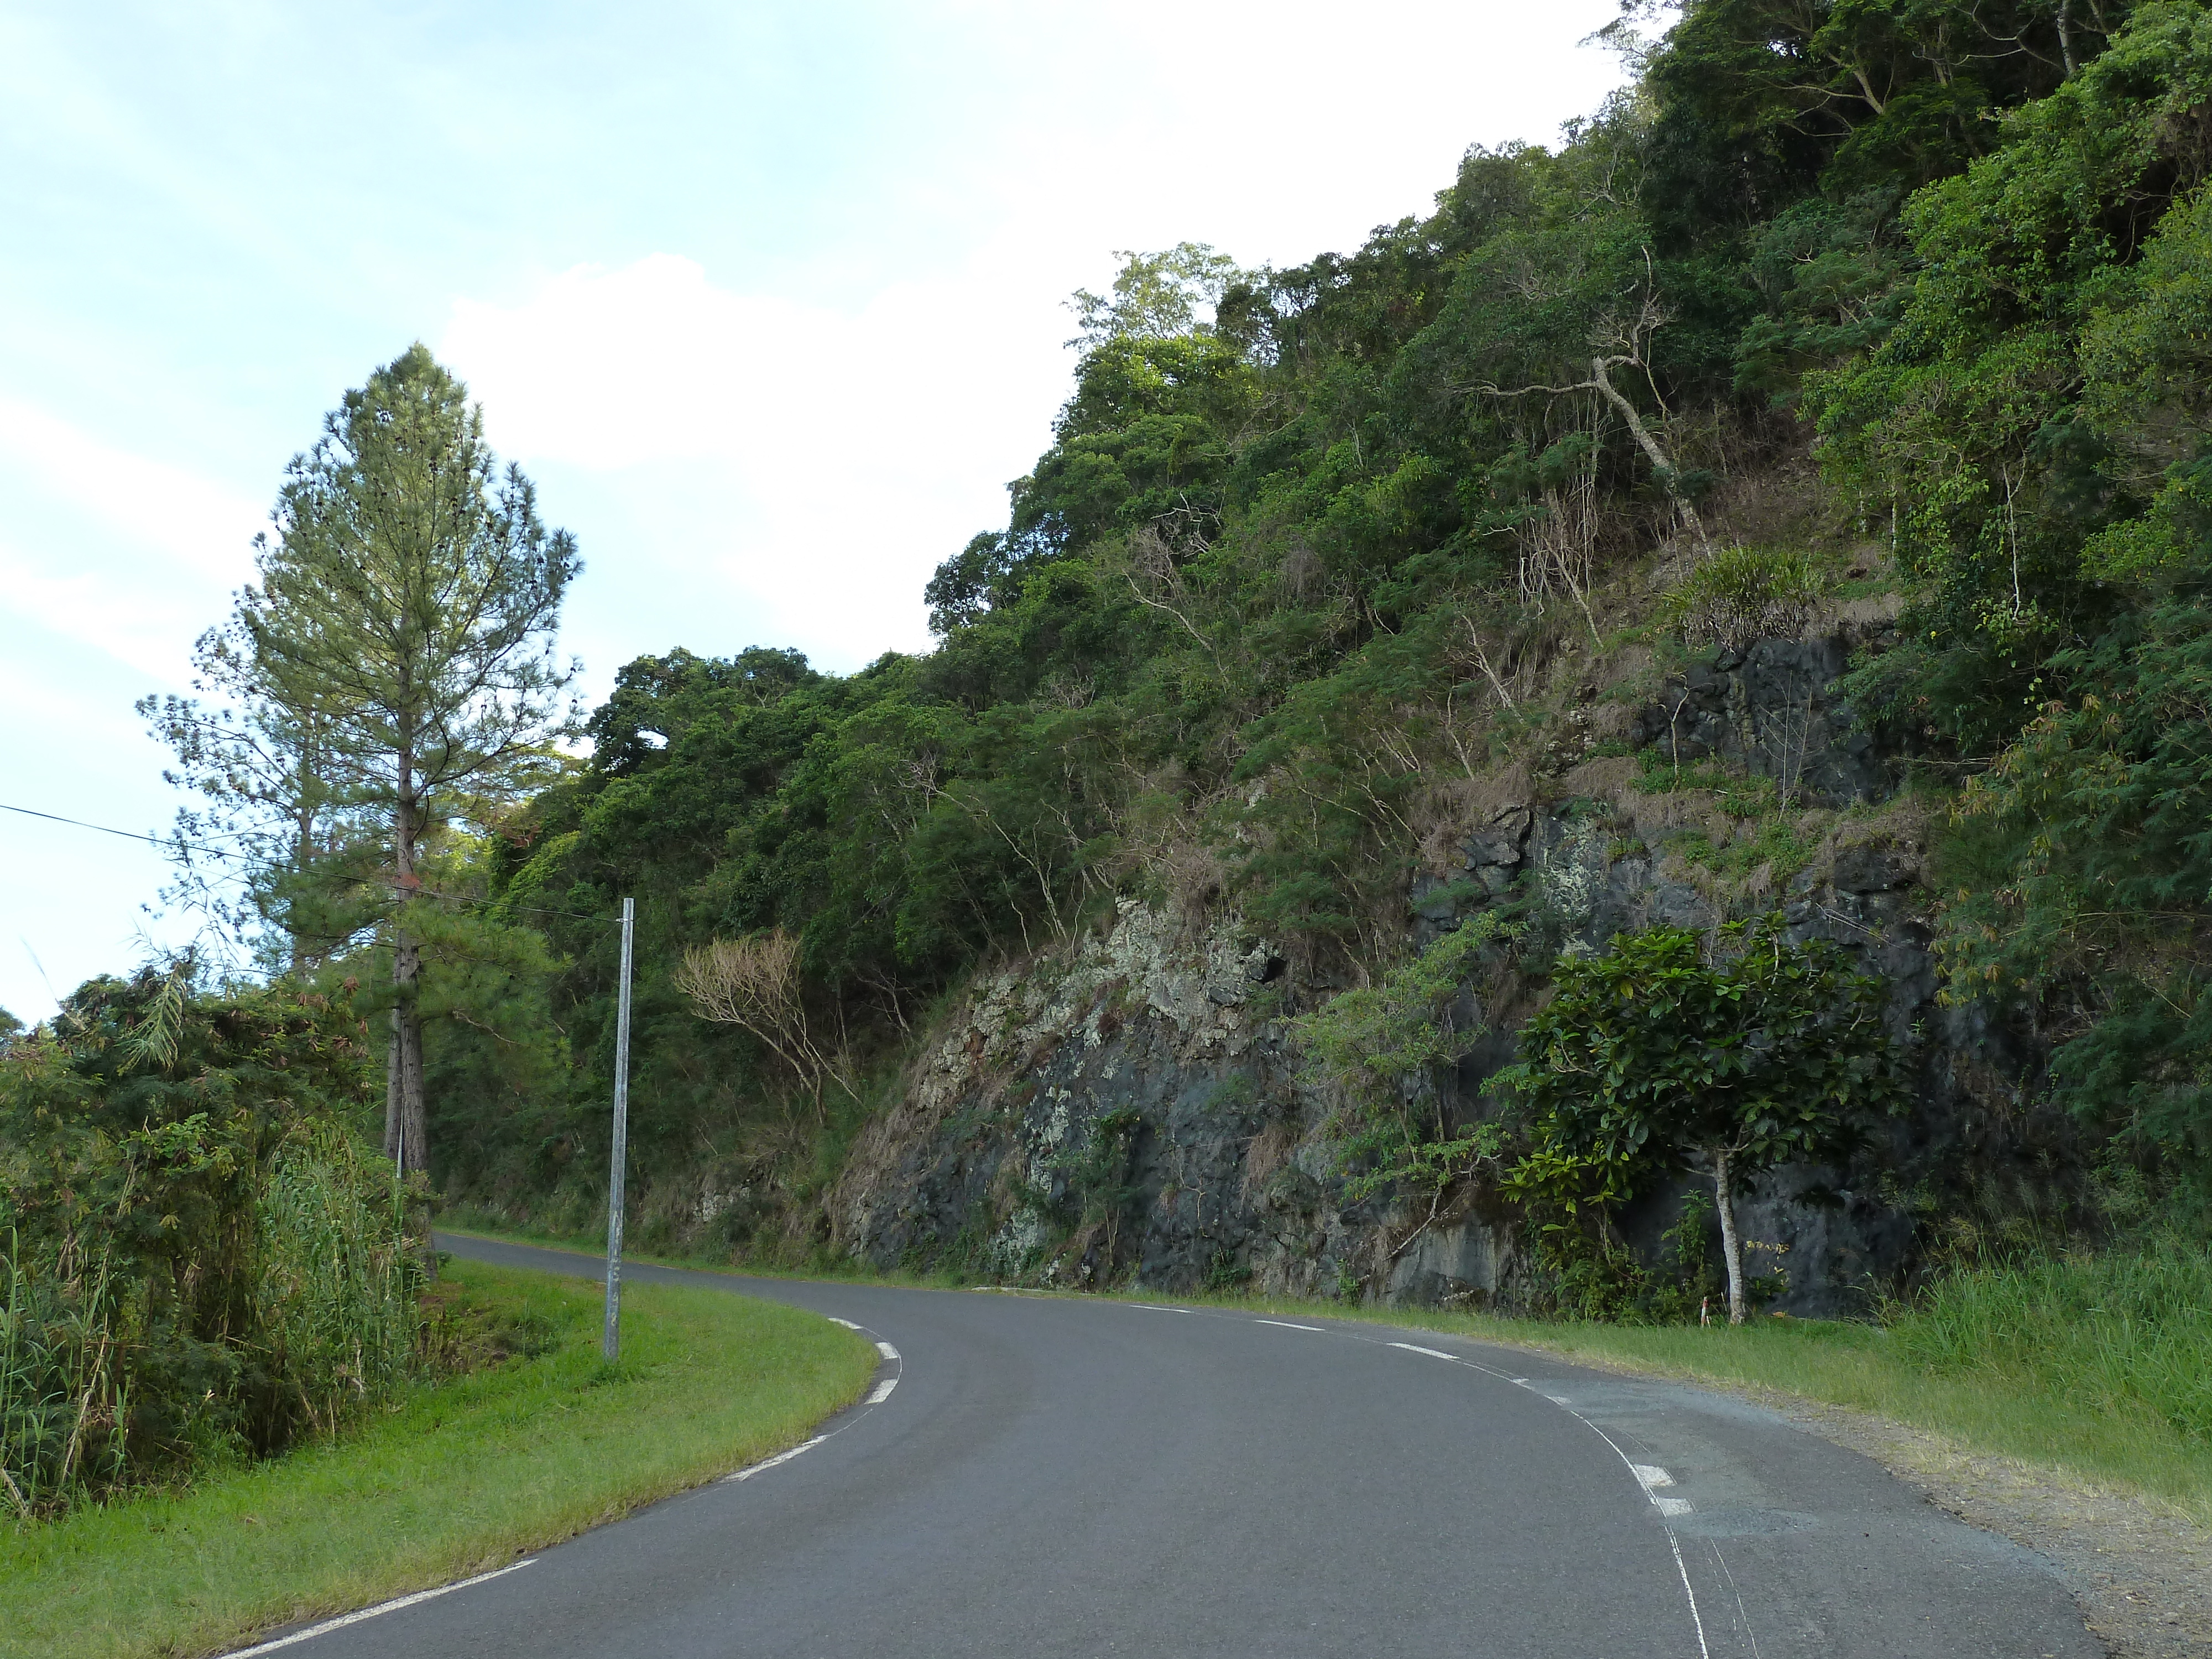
[676, 930, 858, 1117]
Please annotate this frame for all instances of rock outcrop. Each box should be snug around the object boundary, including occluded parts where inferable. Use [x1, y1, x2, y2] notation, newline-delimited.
[827, 634, 2079, 1315]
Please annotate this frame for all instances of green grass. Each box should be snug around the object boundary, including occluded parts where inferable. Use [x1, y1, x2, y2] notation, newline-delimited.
[436, 1212, 959, 1287]
[0, 1257, 878, 1659]
[442, 1217, 2212, 1524]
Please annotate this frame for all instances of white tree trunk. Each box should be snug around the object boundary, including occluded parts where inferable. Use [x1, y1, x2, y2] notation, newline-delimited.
[1714, 1148, 1747, 1326]
[1588, 356, 1709, 548]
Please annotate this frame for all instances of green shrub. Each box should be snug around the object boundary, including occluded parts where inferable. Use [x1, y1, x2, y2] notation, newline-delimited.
[1291, 917, 1509, 1210]
[1660, 545, 1830, 652]
[0, 968, 412, 1516]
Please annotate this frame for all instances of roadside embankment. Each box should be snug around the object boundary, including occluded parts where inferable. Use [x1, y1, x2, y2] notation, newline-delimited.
[0, 1257, 878, 1659]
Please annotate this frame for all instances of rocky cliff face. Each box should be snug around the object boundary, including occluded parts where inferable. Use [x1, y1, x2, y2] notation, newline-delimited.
[828, 634, 2082, 1315]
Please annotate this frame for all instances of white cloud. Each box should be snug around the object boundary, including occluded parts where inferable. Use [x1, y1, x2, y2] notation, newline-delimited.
[0, 397, 265, 586]
[0, 398, 266, 685]
[443, 248, 1070, 659]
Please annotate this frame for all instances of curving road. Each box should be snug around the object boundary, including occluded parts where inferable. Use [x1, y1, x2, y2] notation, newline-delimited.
[238, 1234, 2099, 1658]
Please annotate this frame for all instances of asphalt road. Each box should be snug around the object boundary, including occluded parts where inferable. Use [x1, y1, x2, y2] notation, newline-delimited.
[243, 1233, 2100, 1658]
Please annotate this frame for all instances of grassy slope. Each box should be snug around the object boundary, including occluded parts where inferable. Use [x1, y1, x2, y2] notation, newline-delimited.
[444, 1220, 2212, 1528]
[0, 1258, 878, 1659]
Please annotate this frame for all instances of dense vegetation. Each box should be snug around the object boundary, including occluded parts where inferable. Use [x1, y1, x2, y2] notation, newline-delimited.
[22, 0, 2212, 1313]
[369, 0, 2212, 1261]
[0, 969, 417, 1514]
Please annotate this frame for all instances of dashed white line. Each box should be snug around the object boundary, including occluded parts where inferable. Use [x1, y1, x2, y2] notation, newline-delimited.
[220, 1559, 537, 1656]
[874, 1339, 901, 1361]
[1253, 1319, 1326, 1332]
[826, 1317, 862, 1331]
[1126, 1303, 1194, 1313]
[1387, 1342, 1459, 1360]
[1631, 1464, 1694, 1517]
[865, 1377, 899, 1405]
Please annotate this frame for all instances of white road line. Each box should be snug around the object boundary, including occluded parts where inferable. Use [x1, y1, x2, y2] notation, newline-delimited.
[874, 1339, 900, 1361]
[826, 1317, 862, 1331]
[723, 1434, 828, 1483]
[1507, 1375, 1710, 1644]
[865, 1377, 899, 1405]
[1668, 1532, 1715, 1659]
[1253, 1319, 1326, 1332]
[1631, 1464, 1674, 1490]
[220, 1559, 537, 1656]
[1126, 1303, 1194, 1313]
[1708, 1537, 1767, 1659]
[1387, 1342, 1459, 1360]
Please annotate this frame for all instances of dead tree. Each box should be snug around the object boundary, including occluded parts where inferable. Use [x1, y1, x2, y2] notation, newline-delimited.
[676, 930, 858, 1119]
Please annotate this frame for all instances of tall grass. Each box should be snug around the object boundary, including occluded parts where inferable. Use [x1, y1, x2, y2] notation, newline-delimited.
[1, 1125, 422, 1520]
[1888, 1238, 2212, 1443]
[0, 1233, 128, 1520]
[254, 1124, 422, 1441]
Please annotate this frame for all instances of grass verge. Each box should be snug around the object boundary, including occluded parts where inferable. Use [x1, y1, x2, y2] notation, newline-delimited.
[435, 1209, 953, 1286]
[0, 1257, 878, 1659]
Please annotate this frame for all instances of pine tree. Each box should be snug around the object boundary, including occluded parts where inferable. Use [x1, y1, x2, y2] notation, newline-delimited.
[242, 344, 578, 1175]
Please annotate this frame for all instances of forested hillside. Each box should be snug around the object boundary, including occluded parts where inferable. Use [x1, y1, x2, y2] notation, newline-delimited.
[136, 0, 2212, 1306]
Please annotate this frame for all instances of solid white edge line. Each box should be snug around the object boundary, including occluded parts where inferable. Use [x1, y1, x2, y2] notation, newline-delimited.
[1708, 1536, 1767, 1659]
[1510, 1376, 1710, 1646]
[723, 1433, 828, 1483]
[874, 1339, 900, 1361]
[1668, 1531, 1715, 1659]
[1386, 1342, 1459, 1360]
[1253, 1319, 1326, 1332]
[865, 1377, 898, 1405]
[220, 1559, 537, 1657]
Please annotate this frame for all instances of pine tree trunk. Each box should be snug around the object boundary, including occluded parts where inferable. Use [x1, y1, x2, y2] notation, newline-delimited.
[385, 770, 429, 1180]
[393, 966, 426, 1172]
[384, 1019, 403, 1165]
[1714, 1148, 1746, 1326]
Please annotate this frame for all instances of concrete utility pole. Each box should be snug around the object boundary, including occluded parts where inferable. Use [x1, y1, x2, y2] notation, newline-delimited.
[603, 896, 635, 1361]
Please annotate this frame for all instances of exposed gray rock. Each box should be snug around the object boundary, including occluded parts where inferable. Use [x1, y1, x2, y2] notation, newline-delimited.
[832, 632, 2075, 1319]
[1463, 809, 1532, 868]
[1639, 636, 1892, 806]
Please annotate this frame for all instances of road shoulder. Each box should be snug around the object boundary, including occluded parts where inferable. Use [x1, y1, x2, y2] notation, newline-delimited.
[1530, 1347, 2211, 1659]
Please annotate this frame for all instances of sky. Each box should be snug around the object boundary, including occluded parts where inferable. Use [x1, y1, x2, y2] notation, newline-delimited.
[0, 0, 1631, 1023]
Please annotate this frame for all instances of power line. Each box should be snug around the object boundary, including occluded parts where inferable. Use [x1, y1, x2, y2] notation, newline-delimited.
[0, 799, 610, 925]
[0, 800, 198, 853]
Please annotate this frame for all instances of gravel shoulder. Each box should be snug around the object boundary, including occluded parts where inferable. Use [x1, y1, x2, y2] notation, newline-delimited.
[1541, 1349, 2212, 1659]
